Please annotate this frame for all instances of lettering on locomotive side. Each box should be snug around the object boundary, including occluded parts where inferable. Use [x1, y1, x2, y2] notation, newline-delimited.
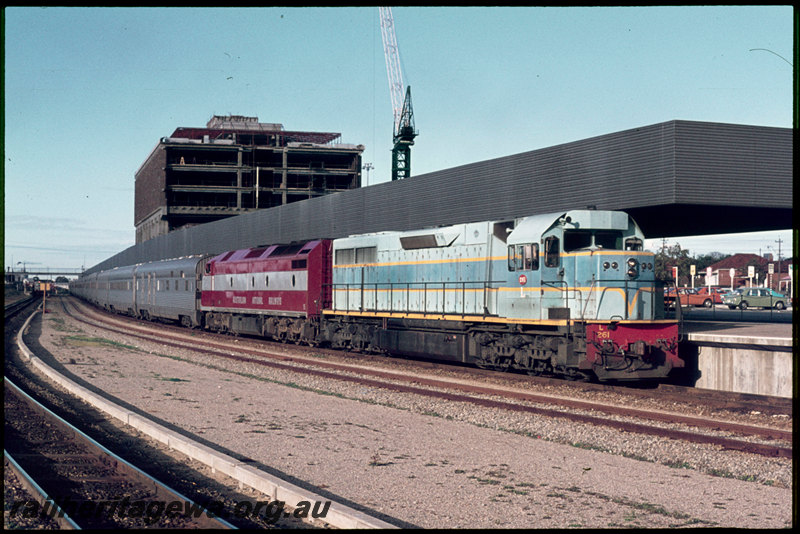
[252, 296, 263, 305]
[232, 296, 246, 304]
[595, 325, 611, 339]
[269, 297, 282, 305]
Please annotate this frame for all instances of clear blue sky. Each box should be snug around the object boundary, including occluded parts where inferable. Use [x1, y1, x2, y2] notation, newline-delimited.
[3, 6, 794, 273]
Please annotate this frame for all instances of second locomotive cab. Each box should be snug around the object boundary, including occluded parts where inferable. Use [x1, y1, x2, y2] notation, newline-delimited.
[70, 209, 683, 382]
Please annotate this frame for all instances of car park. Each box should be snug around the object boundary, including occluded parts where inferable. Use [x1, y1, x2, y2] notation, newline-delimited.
[722, 287, 790, 310]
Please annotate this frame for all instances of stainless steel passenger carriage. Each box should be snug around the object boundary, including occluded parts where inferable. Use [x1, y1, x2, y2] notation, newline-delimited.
[133, 256, 207, 327]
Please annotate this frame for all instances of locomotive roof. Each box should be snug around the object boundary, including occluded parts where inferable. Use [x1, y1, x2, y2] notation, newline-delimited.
[507, 210, 637, 245]
[208, 240, 323, 263]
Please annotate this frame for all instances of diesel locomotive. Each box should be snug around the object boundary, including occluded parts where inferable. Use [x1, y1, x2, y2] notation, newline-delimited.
[71, 210, 683, 381]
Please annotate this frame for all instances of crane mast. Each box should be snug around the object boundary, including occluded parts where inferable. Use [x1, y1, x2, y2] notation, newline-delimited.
[379, 7, 417, 181]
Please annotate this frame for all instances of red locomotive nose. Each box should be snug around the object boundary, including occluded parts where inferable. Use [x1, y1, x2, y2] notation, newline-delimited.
[585, 322, 682, 380]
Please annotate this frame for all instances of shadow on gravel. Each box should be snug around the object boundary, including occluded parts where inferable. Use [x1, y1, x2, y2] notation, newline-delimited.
[15, 307, 415, 528]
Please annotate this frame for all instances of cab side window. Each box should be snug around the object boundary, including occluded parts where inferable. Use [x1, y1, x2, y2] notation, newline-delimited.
[544, 236, 560, 268]
[508, 244, 539, 271]
[524, 243, 539, 270]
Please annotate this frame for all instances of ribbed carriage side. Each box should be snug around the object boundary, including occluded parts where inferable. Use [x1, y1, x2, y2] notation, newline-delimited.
[105, 265, 137, 315]
[134, 256, 206, 326]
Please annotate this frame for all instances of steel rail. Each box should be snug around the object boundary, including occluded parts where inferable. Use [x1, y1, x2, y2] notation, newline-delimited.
[64, 298, 791, 458]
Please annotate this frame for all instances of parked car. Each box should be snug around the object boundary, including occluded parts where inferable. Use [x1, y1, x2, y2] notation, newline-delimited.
[694, 287, 728, 305]
[722, 288, 790, 310]
[664, 287, 716, 308]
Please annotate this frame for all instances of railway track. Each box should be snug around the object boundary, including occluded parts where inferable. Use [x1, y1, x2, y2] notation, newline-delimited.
[62, 297, 791, 459]
[63, 296, 792, 417]
[5, 377, 235, 529]
[6, 297, 401, 529]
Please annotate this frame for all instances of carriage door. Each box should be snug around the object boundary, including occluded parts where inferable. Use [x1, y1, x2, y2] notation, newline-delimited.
[541, 234, 567, 318]
[132, 272, 137, 314]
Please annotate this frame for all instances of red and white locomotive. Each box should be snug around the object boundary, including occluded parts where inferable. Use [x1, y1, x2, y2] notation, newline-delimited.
[200, 240, 331, 343]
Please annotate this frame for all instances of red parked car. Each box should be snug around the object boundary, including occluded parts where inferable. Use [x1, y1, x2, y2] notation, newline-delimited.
[664, 287, 721, 308]
[694, 287, 728, 306]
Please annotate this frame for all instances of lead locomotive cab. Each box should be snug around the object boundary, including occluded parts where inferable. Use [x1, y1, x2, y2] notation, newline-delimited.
[504, 210, 654, 322]
[505, 210, 680, 380]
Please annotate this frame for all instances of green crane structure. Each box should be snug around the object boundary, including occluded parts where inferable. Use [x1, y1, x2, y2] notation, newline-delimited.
[379, 7, 418, 181]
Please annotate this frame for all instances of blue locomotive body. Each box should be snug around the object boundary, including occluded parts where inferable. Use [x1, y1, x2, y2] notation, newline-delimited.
[327, 210, 680, 380]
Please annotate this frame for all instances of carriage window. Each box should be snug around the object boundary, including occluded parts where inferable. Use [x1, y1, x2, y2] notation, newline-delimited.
[507, 245, 516, 271]
[544, 236, 560, 267]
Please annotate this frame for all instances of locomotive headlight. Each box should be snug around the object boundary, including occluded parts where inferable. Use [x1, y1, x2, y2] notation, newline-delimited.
[611, 261, 618, 270]
[603, 261, 610, 270]
[626, 258, 639, 278]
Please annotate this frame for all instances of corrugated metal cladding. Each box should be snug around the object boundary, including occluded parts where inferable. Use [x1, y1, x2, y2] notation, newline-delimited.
[86, 120, 792, 275]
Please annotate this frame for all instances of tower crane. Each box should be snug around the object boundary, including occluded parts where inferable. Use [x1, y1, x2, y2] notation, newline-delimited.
[379, 7, 417, 181]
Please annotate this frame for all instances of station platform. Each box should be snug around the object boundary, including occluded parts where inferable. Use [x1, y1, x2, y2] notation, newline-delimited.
[679, 321, 793, 399]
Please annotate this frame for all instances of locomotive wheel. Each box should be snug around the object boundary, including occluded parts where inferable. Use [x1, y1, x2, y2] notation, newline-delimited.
[526, 360, 548, 376]
[476, 344, 513, 372]
[562, 368, 591, 381]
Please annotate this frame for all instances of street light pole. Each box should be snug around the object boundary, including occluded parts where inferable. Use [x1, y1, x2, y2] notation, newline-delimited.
[362, 163, 374, 186]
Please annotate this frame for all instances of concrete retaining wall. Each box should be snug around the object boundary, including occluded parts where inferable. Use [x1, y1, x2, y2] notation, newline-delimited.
[687, 333, 792, 398]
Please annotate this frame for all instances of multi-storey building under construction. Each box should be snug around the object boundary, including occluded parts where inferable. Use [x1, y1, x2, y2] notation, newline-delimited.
[135, 115, 364, 244]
